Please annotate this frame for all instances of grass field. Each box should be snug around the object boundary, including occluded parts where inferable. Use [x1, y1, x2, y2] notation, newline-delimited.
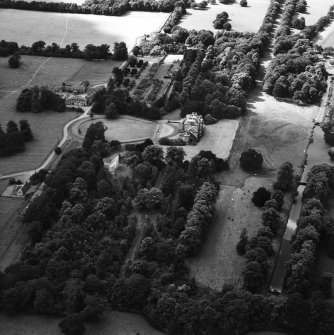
[0, 311, 163, 335]
[179, 0, 270, 33]
[78, 116, 159, 142]
[0, 9, 169, 49]
[0, 55, 122, 175]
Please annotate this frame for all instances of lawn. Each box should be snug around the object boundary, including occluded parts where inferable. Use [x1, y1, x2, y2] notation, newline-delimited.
[0, 9, 169, 49]
[78, 116, 159, 142]
[0, 311, 163, 335]
[0, 55, 117, 175]
[179, 0, 270, 33]
[183, 119, 239, 160]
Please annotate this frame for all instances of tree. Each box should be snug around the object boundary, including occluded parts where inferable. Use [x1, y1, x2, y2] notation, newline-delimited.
[240, 0, 247, 6]
[243, 261, 264, 292]
[252, 187, 271, 207]
[104, 102, 118, 119]
[112, 42, 128, 60]
[240, 149, 263, 171]
[166, 146, 186, 165]
[112, 67, 124, 86]
[142, 145, 164, 167]
[236, 228, 248, 256]
[274, 161, 294, 191]
[134, 188, 164, 210]
[82, 122, 106, 154]
[19, 120, 33, 141]
[8, 55, 20, 68]
[59, 314, 85, 335]
[262, 207, 281, 233]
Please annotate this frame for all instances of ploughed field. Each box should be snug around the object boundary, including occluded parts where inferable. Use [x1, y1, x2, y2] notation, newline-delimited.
[179, 0, 270, 33]
[0, 9, 169, 49]
[0, 56, 120, 175]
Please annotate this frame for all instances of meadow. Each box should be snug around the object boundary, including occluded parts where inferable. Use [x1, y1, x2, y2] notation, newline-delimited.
[179, 0, 270, 33]
[0, 9, 169, 49]
[0, 55, 119, 175]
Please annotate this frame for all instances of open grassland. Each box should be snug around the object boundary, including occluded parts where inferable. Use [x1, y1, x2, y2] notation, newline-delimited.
[0, 311, 163, 335]
[304, 0, 333, 25]
[0, 9, 169, 49]
[179, 0, 270, 33]
[187, 77, 317, 289]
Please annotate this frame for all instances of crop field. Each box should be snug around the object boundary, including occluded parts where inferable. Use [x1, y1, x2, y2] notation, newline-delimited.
[0, 9, 169, 49]
[0, 311, 163, 335]
[179, 0, 270, 33]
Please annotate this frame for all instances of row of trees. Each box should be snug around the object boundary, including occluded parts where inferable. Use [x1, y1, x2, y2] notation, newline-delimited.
[284, 164, 334, 297]
[0, 120, 33, 156]
[0, 40, 128, 60]
[16, 86, 66, 113]
[0, 0, 190, 16]
[237, 162, 295, 293]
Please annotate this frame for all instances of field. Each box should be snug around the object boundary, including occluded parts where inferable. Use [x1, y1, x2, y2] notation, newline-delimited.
[304, 0, 333, 25]
[187, 75, 317, 289]
[0, 311, 163, 335]
[0, 9, 169, 49]
[0, 55, 121, 176]
[77, 116, 160, 142]
[179, 0, 270, 33]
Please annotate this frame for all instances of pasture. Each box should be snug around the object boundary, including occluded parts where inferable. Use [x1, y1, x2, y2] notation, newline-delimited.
[179, 0, 270, 33]
[0, 9, 169, 49]
[0, 311, 163, 335]
[0, 55, 118, 175]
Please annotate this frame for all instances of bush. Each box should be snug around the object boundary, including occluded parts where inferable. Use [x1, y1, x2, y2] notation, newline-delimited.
[240, 0, 247, 7]
[240, 149, 263, 171]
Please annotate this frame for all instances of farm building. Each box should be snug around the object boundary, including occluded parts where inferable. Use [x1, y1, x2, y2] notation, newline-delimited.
[54, 81, 89, 94]
[179, 113, 204, 144]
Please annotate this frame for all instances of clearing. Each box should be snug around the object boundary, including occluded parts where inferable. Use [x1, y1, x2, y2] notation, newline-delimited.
[0, 311, 163, 335]
[0, 55, 119, 176]
[179, 0, 270, 33]
[0, 9, 169, 49]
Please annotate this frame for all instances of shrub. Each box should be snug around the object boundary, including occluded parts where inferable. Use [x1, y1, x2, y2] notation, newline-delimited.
[55, 147, 62, 155]
[240, 0, 247, 7]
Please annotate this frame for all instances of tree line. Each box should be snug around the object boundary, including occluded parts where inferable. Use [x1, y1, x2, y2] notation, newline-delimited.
[0, 40, 128, 60]
[0, 0, 190, 16]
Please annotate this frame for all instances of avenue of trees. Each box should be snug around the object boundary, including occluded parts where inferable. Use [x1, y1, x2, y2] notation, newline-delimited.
[16, 86, 66, 113]
[0, 120, 33, 156]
